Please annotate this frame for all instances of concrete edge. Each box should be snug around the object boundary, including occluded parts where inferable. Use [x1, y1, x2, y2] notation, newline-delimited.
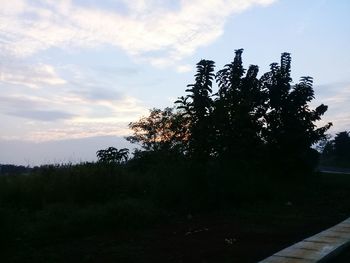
[318, 239, 350, 262]
[259, 217, 350, 263]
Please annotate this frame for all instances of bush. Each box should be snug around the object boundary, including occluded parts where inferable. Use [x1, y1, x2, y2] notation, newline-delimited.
[26, 198, 162, 243]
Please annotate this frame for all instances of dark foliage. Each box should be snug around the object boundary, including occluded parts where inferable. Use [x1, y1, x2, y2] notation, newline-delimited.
[176, 59, 215, 160]
[129, 50, 331, 179]
[333, 131, 350, 161]
[96, 147, 129, 164]
[214, 49, 267, 165]
[0, 164, 31, 175]
[261, 53, 332, 176]
[126, 107, 190, 154]
[321, 131, 350, 167]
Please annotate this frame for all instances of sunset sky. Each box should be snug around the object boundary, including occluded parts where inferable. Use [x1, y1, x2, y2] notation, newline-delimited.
[1, 0, 349, 165]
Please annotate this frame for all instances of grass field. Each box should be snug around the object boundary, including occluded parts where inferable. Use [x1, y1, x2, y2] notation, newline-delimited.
[1, 163, 350, 262]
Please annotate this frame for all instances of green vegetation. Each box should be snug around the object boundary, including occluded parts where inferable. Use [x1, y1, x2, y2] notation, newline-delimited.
[96, 147, 129, 164]
[1, 165, 350, 262]
[321, 131, 350, 168]
[128, 50, 331, 179]
[0, 163, 153, 249]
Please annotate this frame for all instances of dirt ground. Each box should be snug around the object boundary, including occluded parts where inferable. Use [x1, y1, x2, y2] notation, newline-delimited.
[95, 215, 340, 263]
[8, 212, 342, 263]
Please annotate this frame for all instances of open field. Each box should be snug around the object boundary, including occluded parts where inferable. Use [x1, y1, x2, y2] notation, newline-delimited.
[1, 165, 350, 263]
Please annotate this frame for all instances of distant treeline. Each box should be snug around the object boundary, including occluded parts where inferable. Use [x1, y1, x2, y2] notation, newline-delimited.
[321, 131, 350, 168]
[0, 164, 32, 175]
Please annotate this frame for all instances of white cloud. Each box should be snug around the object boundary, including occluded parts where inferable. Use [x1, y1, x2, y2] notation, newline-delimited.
[313, 82, 350, 134]
[176, 64, 192, 73]
[0, 0, 278, 145]
[1, 0, 26, 15]
[26, 122, 131, 142]
[0, 91, 148, 141]
[0, 62, 66, 88]
[0, 0, 277, 68]
[318, 89, 350, 105]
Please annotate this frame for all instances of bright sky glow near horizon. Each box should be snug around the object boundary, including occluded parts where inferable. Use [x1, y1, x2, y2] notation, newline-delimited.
[1, 0, 349, 165]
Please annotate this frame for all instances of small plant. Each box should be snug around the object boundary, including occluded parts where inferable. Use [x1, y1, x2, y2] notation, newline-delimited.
[96, 147, 129, 164]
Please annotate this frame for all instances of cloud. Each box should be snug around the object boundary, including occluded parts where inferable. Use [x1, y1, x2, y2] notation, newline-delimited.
[1, 0, 26, 15]
[8, 109, 75, 121]
[0, 92, 147, 141]
[0, 0, 280, 146]
[0, 0, 277, 68]
[0, 95, 75, 121]
[75, 86, 125, 102]
[313, 82, 350, 133]
[0, 61, 66, 88]
[0, 80, 147, 118]
[93, 66, 139, 77]
[0, 95, 45, 109]
[176, 64, 193, 73]
[26, 122, 131, 142]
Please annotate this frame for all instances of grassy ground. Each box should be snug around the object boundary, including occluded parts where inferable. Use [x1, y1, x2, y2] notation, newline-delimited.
[1, 166, 350, 263]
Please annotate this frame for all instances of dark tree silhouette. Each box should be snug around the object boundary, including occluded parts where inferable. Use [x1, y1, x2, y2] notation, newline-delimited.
[214, 49, 267, 162]
[176, 59, 215, 160]
[260, 53, 332, 174]
[322, 131, 350, 164]
[127, 50, 331, 177]
[96, 147, 129, 164]
[126, 107, 189, 153]
[333, 131, 350, 160]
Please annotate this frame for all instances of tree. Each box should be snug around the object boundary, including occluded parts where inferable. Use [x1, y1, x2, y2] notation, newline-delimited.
[320, 131, 350, 168]
[214, 49, 267, 161]
[176, 59, 215, 159]
[260, 53, 332, 174]
[126, 50, 332, 177]
[126, 107, 190, 153]
[96, 147, 129, 164]
[333, 131, 350, 161]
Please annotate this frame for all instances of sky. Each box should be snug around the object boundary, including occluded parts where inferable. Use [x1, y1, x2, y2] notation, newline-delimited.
[0, 0, 349, 166]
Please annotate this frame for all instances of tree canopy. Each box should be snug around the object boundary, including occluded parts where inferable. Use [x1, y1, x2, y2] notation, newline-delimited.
[127, 50, 332, 176]
[321, 131, 350, 166]
[96, 147, 129, 164]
